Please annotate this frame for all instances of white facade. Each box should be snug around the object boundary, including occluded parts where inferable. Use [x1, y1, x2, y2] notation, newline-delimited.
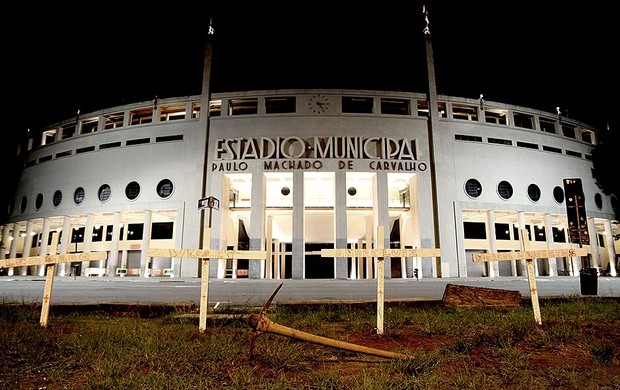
[1, 90, 618, 279]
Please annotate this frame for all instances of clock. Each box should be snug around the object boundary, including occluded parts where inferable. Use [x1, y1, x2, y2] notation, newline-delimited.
[308, 94, 330, 114]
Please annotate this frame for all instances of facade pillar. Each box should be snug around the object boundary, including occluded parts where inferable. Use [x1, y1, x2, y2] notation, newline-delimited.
[517, 212, 527, 276]
[587, 217, 600, 269]
[140, 210, 152, 277]
[334, 170, 348, 279]
[249, 173, 266, 278]
[485, 210, 497, 278]
[603, 219, 617, 276]
[108, 211, 121, 277]
[37, 218, 51, 276]
[0, 225, 9, 260]
[372, 172, 391, 278]
[292, 171, 305, 279]
[81, 214, 94, 276]
[544, 213, 557, 276]
[57, 216, 71, 276]
[8, 223, 19, 276]
[20, 220, 35, 275]
[508, 222, 518, 276]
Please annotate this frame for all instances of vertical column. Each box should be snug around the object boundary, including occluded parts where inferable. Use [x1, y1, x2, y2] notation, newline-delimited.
[334, 170, 348, 279]
[21, 220, 35, 276]
[265, 215, 273, 279]
[57, 216, 71, 276]
[292, 171, 305, 279]
[1, 224, 10, 260]
[508, 222, 517, 276]
[108, 212, 121, 277]
[9, 224, 20, 276]
[603, 219, 617, 276]
[81, 214, 94, 276]
[544, 213, 557, 276]
[587, 217, 600, 269]
[372, 172, 391, 278]
[517, 212, 527, 276]
[249, 173, 266, 278]
[140, 210, 153, 277]
[365, 216, 374, 278]
[485, 210, 497, 278]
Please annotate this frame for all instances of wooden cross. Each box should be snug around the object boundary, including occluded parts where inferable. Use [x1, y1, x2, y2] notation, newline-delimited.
[0, 252, 108, 328]
[473, 229, 587, 325]
[147, 228, 268, 332]
[321, 226, 441, 334]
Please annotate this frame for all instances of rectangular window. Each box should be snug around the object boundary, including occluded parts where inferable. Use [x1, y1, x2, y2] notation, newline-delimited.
[105, 225, 113, 241]
[130, 108, 153, 125]
[266, 97, 296, 114]
[534, 225, 546, 241]
[416, 100, 447, 118]
[342, 96, 374, 114]
[100, 142, 121, 150]
[580, 129, 594, 144]
[39, 155, 53, 162]
[516, 141, 538, 150]
[70, 227, 85, 243]
[156, 134, 183, 143]
[485, 109, 508, 125]
[562, 124, 576, 138]
[159, 105, 186, 121]
[452, 103, 478, 121]
[126, 138, 150, 146]
[209, 100, 222, 117]
[380, 98, 411, 115]
[552, 227, 566, 243]
[61, 124, 76, 139]
[488, 137, 512, 146]
[92, 226, 103, 242]
[104, 112, 124, 129]
[495, 223, 511, 240]
[513, 112, 534, 129]
[542, 145, 562, 153]
[566, 150, 582, 158]
[151, 222, 174, 239]
[126, 223, 143, 240]
[81, 118, 99, 134]
[463, 222, 486, 239]
[454, 134, 483, 142]
[55, 150, 72, 158]
[539, 117, 556, 133]
[76, 146, 96, 154]
[228, 98, 258, 116]
[41, 129, 57, 145]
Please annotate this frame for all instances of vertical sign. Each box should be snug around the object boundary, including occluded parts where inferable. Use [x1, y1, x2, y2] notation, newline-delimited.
[563, 178, 589, 245]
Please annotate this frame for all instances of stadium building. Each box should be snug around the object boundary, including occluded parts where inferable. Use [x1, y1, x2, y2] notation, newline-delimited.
[1, 24, 618, 280]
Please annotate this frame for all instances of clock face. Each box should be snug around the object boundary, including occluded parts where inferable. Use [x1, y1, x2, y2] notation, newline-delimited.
[308, 94, 330, 114]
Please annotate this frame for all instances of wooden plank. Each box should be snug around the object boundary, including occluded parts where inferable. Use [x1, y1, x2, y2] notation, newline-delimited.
[442, 284, 522, 308]
[147, 248, 267, 260]
[376, 226, 385, 335]
[321, 248, 440, 258]
[0, 252, 108, 268]
[39, 264, 56, 328]
[472, 248, 586, 263]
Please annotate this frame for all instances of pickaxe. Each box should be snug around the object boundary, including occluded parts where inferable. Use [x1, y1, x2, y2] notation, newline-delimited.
[248, 282, 411, 360]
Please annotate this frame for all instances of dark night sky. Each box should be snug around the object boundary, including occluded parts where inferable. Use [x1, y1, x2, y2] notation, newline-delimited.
[3, 2, 617, 161]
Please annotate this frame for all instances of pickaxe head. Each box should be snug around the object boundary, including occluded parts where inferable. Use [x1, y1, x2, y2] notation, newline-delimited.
[248, 282, 283, 359]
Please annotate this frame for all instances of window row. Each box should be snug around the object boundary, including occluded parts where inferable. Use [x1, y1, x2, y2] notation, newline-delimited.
[463, 221, 607, 247]
[22, 221, 175, 248]
[454, 134, 591, 161]
[464, 178, 604, 209]
[10, 179, 174, 215]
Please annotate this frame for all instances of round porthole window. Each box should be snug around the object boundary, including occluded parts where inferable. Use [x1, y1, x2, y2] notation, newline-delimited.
[98, 184, 111, 203]
[281, 187, 290, 196]
[125, 181, 141, 200]
[553, 186, 564, 204]
[35, 193, 44, 210]
[527, 184, 541, 202]
[465, 178, 482, 198]
[594, 193, 603, 210]
[74, 187, 85, 205]
[53, 190, 62, 207]
[497, 181, 513, 200]
[347, 187, 357, 196]
[156, 179, 174, 199]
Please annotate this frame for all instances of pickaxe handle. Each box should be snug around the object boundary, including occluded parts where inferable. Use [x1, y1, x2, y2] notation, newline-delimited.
[248, 313, 410, 360]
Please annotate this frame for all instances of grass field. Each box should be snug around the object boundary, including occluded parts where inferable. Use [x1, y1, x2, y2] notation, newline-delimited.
[1, 297, 619, 389]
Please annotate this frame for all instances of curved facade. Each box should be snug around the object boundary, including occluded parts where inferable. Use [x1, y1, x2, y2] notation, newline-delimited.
[1, 88, 618, 280]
